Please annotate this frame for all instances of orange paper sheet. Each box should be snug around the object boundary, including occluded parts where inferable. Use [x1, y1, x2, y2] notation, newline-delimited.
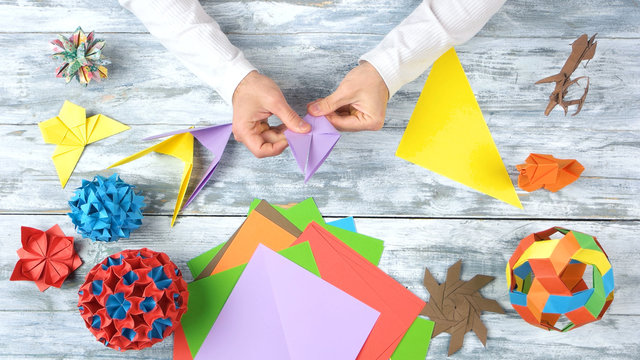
[209, 207, 300, 275]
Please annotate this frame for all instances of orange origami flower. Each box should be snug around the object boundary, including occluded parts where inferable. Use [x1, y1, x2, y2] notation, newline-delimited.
[516, 154, 584, 192]
[10, 225, 82, 291]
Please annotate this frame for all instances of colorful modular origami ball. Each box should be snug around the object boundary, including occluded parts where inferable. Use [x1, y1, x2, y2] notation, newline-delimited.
[51, 26, 109, 85]
[68, 174, 145, 242]
[78, 248, 189, 351]
[506, 227, 614, 331]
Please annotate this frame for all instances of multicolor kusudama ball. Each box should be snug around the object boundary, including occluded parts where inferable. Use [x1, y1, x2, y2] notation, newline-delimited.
[51, 26, 109, 85]
[507, 227, 614, 331]
[68, 174, 145, 242]
[78, 248, 188, 351]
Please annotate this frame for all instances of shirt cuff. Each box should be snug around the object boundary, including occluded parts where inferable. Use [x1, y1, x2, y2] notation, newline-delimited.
[217, 54, 258, 105]
[359, 51, 405, 99]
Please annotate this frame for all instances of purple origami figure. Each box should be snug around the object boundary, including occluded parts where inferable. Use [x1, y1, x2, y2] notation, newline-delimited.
[144, 123, 232, 208]
[285, 114, 341, 182]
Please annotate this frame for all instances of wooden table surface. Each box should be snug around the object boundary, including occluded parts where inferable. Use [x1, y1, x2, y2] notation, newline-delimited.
[1, 1, 638, 359]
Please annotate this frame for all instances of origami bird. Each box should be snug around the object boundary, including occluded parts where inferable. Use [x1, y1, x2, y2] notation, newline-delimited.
[39, 101, 130, 188]
[536, 34, 597, 116]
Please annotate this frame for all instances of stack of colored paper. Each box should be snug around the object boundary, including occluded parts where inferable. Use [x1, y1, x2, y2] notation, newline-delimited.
[173, 198, 435, 360]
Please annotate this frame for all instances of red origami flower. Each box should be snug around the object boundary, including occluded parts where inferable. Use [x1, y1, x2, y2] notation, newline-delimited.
[10, 225, 82, 291]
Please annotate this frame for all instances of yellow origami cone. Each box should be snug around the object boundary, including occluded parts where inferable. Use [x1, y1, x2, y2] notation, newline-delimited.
[39, 101, 129, 188]
[396, 48, 522, 208]
[108, 133, 194, 226]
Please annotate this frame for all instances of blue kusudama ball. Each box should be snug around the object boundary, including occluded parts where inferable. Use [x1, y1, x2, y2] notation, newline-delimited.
[68, 174, 145, 242]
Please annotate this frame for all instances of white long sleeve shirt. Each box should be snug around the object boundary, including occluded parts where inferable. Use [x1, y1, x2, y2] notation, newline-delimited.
[119, 0, 505, 103]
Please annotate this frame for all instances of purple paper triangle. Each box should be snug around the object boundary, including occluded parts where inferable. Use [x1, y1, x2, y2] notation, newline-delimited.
[190, 124, 232, 161]
[285, 114, 340, 182]
[285, 131, 311, 173]
[306, 133, 341, 182]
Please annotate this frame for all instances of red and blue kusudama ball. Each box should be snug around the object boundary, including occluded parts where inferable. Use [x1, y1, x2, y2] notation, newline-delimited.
[78, 248, 188, 351]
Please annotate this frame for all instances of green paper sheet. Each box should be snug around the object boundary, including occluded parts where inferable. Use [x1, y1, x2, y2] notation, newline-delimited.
[188, 242, 226, 279]
[247, 198, 384, 265]
[181, 242, 320, 356]
[390, 317, 435, 360]
[185, 199, 429, 359]
[248, 197, 325, 230]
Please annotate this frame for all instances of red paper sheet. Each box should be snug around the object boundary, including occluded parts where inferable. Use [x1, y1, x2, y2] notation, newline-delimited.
[292, 222, 425, 360]
[172, 325, 193, 360]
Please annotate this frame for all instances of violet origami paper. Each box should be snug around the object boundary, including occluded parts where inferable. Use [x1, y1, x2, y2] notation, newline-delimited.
[195, 244, 379, 360]
[144, 123, 232, 208]
[285, 115, 340, 182]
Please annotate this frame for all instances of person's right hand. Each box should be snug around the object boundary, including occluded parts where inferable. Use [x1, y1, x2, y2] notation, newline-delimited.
[306, 61, 389, 131]
[232, 71, 310, 158]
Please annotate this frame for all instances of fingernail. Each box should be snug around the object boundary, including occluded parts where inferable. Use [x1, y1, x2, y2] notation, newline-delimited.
[309, 102, 320, 114]
[299, 121, 311, 131]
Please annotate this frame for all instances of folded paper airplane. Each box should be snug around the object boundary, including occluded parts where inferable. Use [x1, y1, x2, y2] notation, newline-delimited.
[108, 132, 193, 226]
[144, 124, 233, 208]
[109, 124, 232, 226]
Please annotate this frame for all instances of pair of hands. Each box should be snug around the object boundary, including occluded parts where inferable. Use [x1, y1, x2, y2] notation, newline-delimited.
[231, 62, 389, 158]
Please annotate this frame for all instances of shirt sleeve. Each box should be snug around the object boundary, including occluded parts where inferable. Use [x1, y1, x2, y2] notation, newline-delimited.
[119, 0, 257, 104]
[360, 0, 506, 97]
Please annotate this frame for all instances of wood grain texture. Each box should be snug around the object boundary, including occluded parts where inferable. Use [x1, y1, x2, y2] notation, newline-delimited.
[1, 123, 638, 219]
[1, 216, 638, 358]
[1, 0, 639, 359]
[1, 0, 639, 37]
[2, 34, 639, 130]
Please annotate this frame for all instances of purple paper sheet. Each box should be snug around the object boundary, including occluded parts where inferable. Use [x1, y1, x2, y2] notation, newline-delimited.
[195, 244, 379, 360]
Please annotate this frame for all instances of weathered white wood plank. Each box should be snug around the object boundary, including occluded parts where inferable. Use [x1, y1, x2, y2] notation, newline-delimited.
[1, 34, 638, 131]
[1, 216, 636, 312]
[2, 0, 639, 38]
[1, 123, 638, 218]
[2, 1, 639, 359]
[0, 216, 637, 358]
[0, 311, 636, 359]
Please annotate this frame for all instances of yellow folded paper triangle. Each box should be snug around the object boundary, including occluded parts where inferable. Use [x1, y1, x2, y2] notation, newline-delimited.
[39, 100, 130, 188]
[396, 48, 522, 208]
[108, 133, 194, 227]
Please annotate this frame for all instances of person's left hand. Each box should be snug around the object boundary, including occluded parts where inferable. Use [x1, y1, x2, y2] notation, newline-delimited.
[306, 61, 389, 131]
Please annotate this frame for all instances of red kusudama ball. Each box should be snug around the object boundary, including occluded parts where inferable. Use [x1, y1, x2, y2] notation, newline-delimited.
[78, 248, 188, 351]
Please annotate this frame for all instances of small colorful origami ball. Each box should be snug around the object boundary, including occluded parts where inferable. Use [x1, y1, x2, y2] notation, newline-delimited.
[506, 227, 614, 331]
[51, 26, 109, 85]
[78, 248, 188, 351]
[68, 174, 145, 242]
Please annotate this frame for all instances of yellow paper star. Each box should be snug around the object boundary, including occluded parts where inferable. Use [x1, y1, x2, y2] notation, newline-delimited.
[39, 100, 130, 188]
[108, 133, 194, 227]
